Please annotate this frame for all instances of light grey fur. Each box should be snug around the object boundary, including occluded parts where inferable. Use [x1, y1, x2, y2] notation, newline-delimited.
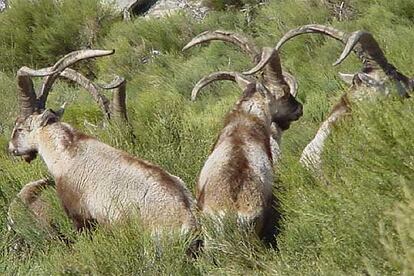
[9, 110, 198, 234]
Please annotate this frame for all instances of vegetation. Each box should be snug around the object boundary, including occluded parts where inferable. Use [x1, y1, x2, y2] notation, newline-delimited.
[1, 0, 414, 274]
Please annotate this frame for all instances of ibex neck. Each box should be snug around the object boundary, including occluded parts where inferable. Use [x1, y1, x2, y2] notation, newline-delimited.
[36, 123, 90, 177]
[235, 96, 272, 127]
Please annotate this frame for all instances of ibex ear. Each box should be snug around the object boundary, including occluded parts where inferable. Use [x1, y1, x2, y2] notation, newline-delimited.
[55, 102, 67, 119]
[356, 72, 383, 88]
[283, 72, 298, 97]
[38, 109, 59, 127]
[338, 72, 355, 85]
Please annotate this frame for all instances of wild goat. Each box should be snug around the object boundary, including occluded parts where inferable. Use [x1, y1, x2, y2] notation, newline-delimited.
[267, 24, 413, 170]
[183, 30, 299, 165]
[183, 31, 303, 237]
[8, 50, 198, 234]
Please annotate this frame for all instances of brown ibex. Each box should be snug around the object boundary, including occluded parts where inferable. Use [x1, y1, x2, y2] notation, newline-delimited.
[265, 24, 413, 169]
[183, 30, 299, 165]
[8, 50, 198, 235]
[183, 31, 303, 238]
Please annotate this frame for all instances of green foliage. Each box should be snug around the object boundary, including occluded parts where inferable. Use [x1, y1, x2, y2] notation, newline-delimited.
[0, 0, 118, 73]
[1, 0, 414, 274]
[203, 0, 260, 11]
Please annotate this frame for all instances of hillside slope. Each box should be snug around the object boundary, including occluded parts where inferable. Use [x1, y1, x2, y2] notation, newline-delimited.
[0, 0, 413, 274]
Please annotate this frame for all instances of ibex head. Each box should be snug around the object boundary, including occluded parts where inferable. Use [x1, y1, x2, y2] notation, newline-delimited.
[183, 31, 302, 130]
[9, 109, 64, 163]
[271, 24, 412, 99]
[8, 49, 115, 162]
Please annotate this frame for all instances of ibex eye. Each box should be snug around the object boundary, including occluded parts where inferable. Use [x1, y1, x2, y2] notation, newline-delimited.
[16, 128, 24, 133]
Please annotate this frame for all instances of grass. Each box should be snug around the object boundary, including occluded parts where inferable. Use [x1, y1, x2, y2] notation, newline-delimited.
[1, 0, 414, 274]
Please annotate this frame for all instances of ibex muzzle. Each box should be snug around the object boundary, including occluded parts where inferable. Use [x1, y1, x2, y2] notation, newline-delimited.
[273, 92, 303, 130]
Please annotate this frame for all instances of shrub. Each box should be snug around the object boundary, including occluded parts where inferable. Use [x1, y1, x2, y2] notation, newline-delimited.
[0, 0, 118, 73]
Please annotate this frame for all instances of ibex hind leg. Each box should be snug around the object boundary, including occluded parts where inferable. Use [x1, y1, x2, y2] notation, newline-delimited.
[260, 201, 281, 248]
[237, 211, 264, 236]
[238, 205, 281, 248]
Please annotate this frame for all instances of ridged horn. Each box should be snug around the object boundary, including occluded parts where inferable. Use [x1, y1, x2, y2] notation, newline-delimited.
[255, 47, 290, 95]
[183, 30, 260, 62]
[16, 67, 57, 116]
[191, 72, 253, 101]
[37, 49, 115, 109]
[104, 77, 128, 121]
[275, 24, 389, 71]
[59, 68, 111, 119]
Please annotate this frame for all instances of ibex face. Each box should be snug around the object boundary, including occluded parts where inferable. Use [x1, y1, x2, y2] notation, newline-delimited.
[9, 49, 118, 162]
[9, 110, 62, 163]
[340, 71, 398, 103]
[272, 91, 302, 130]
[275, 24, 413, 99]
[274, 24, 413, 170]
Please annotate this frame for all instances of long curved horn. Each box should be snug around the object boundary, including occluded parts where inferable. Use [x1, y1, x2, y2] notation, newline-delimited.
[283, 71, 298, 97]
[98, 75, 125, 90]
[332, 30, 388, 69]
[243, 47, 298, 97]
[58, 68, 111, 119]
[17, 178, 54, 203]
[274, 24, 391, 72]
[191, 71, 254, 101]
[182, 30, 260, 62]
[242, 46, 277, 75]
[184, 31, 298, 97]
[37, 49, 115, 110]
[16, 67, 57, 116]
[101, 76, 128, 121]
[253, 47, 290, 96]
[275, 24, 347, 48]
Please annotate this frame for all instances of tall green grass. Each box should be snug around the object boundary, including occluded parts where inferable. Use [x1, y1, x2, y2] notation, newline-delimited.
[1, 0, 414, 274]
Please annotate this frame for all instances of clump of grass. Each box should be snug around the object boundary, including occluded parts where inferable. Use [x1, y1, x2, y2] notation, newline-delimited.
[1, 0, 414, 274]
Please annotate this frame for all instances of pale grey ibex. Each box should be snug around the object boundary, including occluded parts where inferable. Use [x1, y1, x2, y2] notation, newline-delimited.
[183, 31, 303, 238]
[268, 24, 413, 170]
[8, 49, 198, 235]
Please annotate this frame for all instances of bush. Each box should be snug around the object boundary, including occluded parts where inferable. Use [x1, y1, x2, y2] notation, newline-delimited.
[1, 0, 414, 274]
[0, 0, 118, 73]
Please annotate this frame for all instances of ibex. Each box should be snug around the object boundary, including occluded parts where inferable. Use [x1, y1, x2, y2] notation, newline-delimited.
[265, 24, 413, 170]
[183, 30, 300, 165]
[183, 31, 303, 237]
[8, 50, 198, 235]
